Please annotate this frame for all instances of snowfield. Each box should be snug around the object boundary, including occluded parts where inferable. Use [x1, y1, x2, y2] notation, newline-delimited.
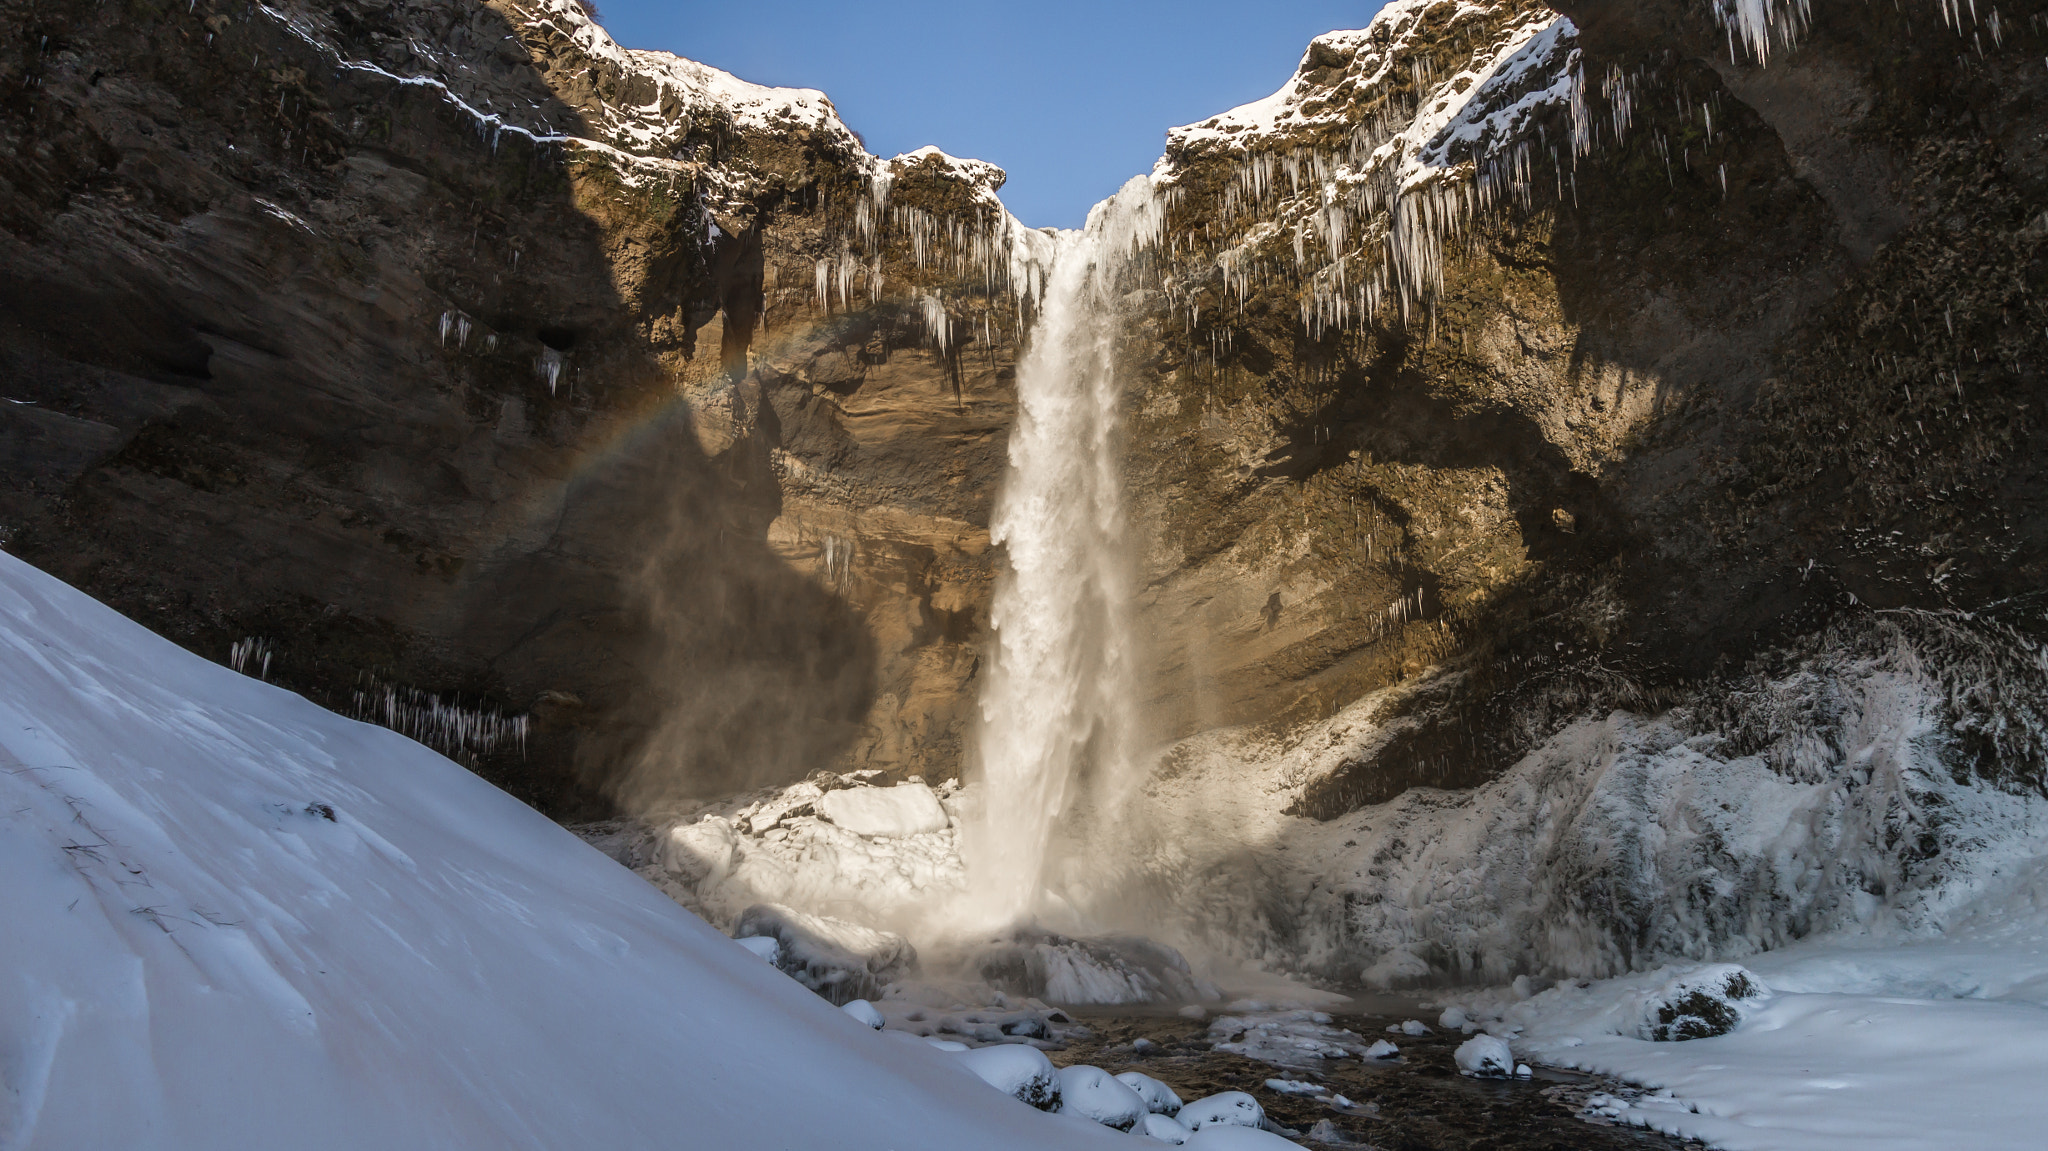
[0, 552, 1128, 1150]
[1445, 876, 2048, 1151]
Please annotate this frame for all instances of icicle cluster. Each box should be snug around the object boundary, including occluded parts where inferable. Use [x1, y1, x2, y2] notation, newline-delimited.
[229, 636, 275, 681]
[350, 678, 530, 765]
[1159, 7, 1585, 343]
[807, 150, 1044, 357]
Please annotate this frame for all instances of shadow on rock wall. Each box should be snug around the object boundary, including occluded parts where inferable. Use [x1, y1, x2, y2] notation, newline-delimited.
[0, 0, 876, 816]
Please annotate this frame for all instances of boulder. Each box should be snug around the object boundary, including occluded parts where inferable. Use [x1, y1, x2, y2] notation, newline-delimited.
[1116, 1070, 1184, 1115]
[1055, 1065, 1147, 1130]
[1177, 1091, 1263, 1131]
[1454, 1034, 1514, 1077]
[1185, 1126, 1300, 1149]
[1637, 964, 1769, 1041]
[1138, 1112, 1193, 1143]
[733, 903, 918, 1004]
[952, 1044, 1060, 1110]
[840, 998, 884, 1029]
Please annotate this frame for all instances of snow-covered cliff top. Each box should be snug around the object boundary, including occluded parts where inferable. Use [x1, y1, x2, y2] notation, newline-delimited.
[1165, 0, 1577, 193]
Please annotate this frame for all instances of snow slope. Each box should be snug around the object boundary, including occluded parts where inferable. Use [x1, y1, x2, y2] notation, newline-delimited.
[0, 551, 1126, 1150]
[1449, 867, 2048, 1150]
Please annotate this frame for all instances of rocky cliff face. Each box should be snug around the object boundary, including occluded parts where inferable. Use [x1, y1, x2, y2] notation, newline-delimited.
[4, 0, 2045, 901]
[1123, 0, 2048, 814]
[0, 0, 1027, 815]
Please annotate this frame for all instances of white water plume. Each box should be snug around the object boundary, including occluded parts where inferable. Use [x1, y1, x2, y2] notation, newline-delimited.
[965, 177, 1163, 928]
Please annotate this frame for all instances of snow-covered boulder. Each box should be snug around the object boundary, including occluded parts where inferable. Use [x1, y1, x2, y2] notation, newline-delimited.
[1177, 1091, 1263, 1131]
[817, 782, 950, 837]
[1056, 1065, 1147, 1130]
[1138, 1112, 1193, 1143]
[1364, 1039, 1399, 1059]
[1636, 964, 1770, 1041]
[1185, 1126, 1301, 1149]
[1116, 1070, 1184, 1115]
[1439, 1006, 1469, 1029]
[841, 999, 885, 1029]
[1454, 1034, 1515, 1077]
[734, 935, 781, 964]
[660, 817, 739, 881]
[1399, 1019, 1430, 1036]
[733, 903, 918, 1004]
[952, 1044, 1062, 1110]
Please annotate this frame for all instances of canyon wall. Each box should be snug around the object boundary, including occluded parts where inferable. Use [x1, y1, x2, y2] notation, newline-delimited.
[0, 0, 1023, 815]
[4, 0, 2046, 882]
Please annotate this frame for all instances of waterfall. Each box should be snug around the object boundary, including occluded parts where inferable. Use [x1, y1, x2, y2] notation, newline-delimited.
[966, 177, 1163, 927]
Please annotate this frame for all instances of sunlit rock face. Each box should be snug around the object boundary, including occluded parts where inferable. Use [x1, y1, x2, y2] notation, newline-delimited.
[7, 0, 2048, 987]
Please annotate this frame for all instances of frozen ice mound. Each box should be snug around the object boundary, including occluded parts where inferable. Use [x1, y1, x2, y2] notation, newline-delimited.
[1209, 1009, 1374, 1070]
[817, 781, 950, 837]
[1116, 1070, 1184, 1114]
[1453, 1033, 1514, 1077]
[733, 903, 918, 1004]
[1138, 1112, 1193, 1143]
[974, 929, 1221, 1004]
[1176, 1090, 1264, 1131]
[952, 1043, 1061, 1110]
[1056, 1065, 1147, 1130]
[660, 816, 740, 882]
[1634, 963, 1770, 1041]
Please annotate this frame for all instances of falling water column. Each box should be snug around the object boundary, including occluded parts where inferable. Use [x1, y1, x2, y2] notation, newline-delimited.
[968, 177, 1162, 927]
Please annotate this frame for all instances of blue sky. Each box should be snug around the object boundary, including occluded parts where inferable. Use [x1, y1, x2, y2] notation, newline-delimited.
[596, 1, 1387, 229]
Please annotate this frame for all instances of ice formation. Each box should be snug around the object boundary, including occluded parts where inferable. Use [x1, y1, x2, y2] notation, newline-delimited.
[346, 676, 529, 766]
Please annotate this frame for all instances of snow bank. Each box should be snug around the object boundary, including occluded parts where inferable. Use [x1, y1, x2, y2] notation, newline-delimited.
[1442, 855, 2048, 1150]
[0, 552, 1130, 1150]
